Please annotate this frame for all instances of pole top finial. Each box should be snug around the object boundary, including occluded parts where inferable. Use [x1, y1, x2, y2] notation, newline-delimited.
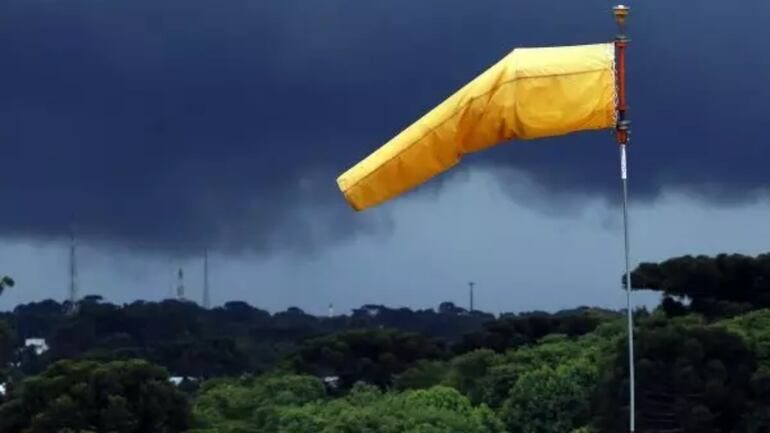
[613, 4, 630, 26]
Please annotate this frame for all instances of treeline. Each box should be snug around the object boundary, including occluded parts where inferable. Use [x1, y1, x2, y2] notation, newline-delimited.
[3, 251, 770, 432]
[0, 296, 613, 381]
[3, 310, 770, 432]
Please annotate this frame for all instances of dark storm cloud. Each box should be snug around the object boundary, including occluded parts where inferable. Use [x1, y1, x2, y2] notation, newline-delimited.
[0, 0, 767, 254]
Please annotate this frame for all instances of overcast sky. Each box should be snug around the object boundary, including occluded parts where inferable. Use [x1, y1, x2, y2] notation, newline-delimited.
[1, 0, 769, 314]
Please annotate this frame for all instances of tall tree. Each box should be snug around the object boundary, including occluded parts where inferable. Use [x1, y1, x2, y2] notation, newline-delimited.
[0, 275, 14, 296]
[630, 253, 770, 315]
[0, 320, 12, 382]
[596, 323, 756, 433]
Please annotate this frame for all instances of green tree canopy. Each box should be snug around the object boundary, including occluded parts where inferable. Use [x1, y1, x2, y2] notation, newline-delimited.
[193, 378, 505, 433]
[291, 328, 447, 389]
[0, 320, 13, 384]
[630, 253, 770, 316]
[596, 322, 756, 433]
[0, 275, 14, 296]
[0, 359, 191, 433]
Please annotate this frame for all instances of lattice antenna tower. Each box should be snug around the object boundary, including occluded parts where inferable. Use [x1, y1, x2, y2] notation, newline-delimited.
[176, 267, 185, 300]
[66, 230, 79, 315]
[202, 248, 211, 309]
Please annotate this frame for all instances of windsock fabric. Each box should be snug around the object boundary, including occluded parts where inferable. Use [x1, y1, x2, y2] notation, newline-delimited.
[337, 42, 616, 211]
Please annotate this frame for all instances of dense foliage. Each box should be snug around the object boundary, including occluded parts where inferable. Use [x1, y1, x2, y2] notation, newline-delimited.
[191, 376, 505, 433]
[631, 253, 770, 318]
[0, 298, 606, 380]
[2, 252, 770, 432]
[290, 328, 447, 390]
[0, 320, 11, 384]
[0, 276, 13, 297]
[0, 359, 190, 433]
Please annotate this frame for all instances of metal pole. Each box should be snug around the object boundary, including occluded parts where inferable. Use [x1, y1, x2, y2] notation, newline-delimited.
[613, 5, 634, 432]
[621, 142, 635, 433]
[67, 229, 79, 315]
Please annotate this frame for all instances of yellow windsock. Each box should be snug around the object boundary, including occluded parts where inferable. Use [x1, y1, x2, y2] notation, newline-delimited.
[337, 43, 616, 211]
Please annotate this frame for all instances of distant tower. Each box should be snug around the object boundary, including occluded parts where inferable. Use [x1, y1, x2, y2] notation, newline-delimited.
[328, 303, 334, 318]
[167, 258, 175, 299]
[202, 248, 211, 309]
[66, 232, 79, 314]
[176, 268, 185, 300]
[468, 281, 475, 312]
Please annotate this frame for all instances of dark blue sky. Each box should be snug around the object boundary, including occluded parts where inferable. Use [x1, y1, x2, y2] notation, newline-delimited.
[0, 0, 769, 312]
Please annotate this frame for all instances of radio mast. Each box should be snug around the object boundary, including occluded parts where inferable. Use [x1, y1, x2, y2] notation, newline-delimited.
[202, 248, 211, 309]
[176, 267, 185, 301]
[65, 231, 79, 315]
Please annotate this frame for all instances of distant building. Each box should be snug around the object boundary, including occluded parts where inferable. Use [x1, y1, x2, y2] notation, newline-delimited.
[322, 376, 339, 389]
[168, 376, 198, 386]
[354, 305, 383, 317]
[24, 338, 49, 356]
